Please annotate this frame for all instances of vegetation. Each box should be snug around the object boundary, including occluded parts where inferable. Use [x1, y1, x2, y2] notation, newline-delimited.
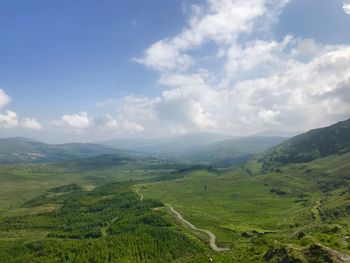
[0, 183, 205, 262]
[142, 153, 350, 262]
[179, 136, 287, 167]
[0, 137, 133, 164]
[261, 119, 350, 166]
[0, 119, 349, 262]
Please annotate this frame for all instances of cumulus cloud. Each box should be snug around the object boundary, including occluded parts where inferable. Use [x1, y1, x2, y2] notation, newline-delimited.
[343, 2, 350, 14]
[93, 115, 119, 130]
[135, 0, 289, 72]
[114, 0, 350, 136]
[0, 89, 11, 108]
[0, 89, 44, 131]
[0, 110, 19, 128]
[51, 111, 146, 136]
[17, 0, 347, 138]
[21, 118, 42, 130]
[53, 112, 91, 130]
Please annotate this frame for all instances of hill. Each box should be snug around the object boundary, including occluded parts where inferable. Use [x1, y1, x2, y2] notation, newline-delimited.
[177, 136, 287, 167]
[100, 133, 233, 154]
[0, 137, 127, 163]
[260, 119, 350, 166]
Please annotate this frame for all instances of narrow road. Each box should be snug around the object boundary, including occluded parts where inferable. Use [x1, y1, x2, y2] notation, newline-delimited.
[135, 188, 144, 202]
[134, 187, 228, 252]
[311, 200, 322, 223]
[166, 204, 229, 252]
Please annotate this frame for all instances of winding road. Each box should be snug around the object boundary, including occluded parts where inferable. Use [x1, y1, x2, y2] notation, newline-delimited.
[135, 188, 144, 202]
[134, 187, 229, 252]
[166, 204, 229, 252]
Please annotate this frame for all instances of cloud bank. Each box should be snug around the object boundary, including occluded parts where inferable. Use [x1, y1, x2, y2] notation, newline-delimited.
[343, 2, 350, 14]
[2, 0, 350, 139]
[0, 89, 42, 130]
[52, 0, 350, 138]
[123, 0, 350, 136]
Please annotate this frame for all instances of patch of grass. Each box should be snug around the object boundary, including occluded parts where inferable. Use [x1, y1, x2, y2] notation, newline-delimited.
[142, 154, 350, 260]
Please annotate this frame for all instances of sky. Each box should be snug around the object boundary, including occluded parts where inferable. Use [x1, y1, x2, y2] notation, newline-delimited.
[0, 0, 350, 143]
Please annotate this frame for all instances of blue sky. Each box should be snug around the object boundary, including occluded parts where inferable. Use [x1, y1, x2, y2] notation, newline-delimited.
[0, 0, 191, 116]
[0, 0, 350, 142]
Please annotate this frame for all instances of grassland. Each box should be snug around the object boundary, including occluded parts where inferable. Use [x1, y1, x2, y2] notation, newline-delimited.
[0, 151, 349, 262]
[139, 153, 350, 262]
[0, 158, 175, 214]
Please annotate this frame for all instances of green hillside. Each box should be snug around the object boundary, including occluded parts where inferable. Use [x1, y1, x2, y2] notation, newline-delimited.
[0, 120, 349, 262]
[0, 137, 128, 163]
[142, 153, 350, 262]
[260, 119, 350, 166]
[182, 136, 287, 167]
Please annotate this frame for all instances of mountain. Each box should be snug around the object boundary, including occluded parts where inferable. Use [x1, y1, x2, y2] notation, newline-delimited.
[98, 137, 170, 152]
[260, 118, 350, 165]
[0, 137, 128, 164]
[100, 133, 233, 154]
[179, 136, 287, 167]
[253, 130, 302, 137]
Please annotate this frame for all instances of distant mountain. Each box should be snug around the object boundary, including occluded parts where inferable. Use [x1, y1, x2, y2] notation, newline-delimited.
[0, 137, 128, 164]
[98, 137, 169, 152]
[100, 133, 233, 154]
[260, 118, 350, 165]
[179, 136, 287, 167]
[254, 130, 302, 137]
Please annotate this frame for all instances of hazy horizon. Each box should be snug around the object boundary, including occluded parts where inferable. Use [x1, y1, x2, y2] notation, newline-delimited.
[1, 0, 350, 142]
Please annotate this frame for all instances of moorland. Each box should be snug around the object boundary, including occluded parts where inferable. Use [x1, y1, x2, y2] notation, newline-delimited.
[0, 119, 349, 262]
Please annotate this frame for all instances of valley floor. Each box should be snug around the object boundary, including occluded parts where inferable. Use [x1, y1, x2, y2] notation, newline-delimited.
[0, 153, 349, 262]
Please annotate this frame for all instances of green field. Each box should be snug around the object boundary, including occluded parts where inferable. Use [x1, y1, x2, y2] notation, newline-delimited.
[0, 153, 349, 262]
[0, 158, 175, 214]
[0, 139, 349, 262]
[139, 154, 350, 262]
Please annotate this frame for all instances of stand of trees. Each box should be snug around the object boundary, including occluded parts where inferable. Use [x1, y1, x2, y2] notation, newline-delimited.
[0, 183, 205, 262]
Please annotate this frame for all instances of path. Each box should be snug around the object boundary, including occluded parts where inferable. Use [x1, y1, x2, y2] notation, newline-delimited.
[166, 204, 229, 252]
[311, 200, 322, 223]
[135, 188, 144, 202]
[134, 187, 229, 252]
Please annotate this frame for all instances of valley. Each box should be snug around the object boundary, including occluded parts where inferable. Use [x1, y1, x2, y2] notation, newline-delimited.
[0, 119, 349, 262]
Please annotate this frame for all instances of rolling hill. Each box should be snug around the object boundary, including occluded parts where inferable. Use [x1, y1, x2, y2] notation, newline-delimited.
[0, 137, 128, 163]
[260, 119, 350, 165]
[100, 133, 233, 154]
[183, 136, 287, 167]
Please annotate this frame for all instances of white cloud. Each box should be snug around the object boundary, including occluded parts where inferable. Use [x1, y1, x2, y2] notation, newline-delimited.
[51, 111, 146, 136]
[134, 40, 193, 72]
[54, 112, 91, 130]
[52, 43, 350, 137]
[135, 0, 289, 72]
[0, 110, 19, 128]
[21, 117, 42, 130]
[290, 38, 321, 58]
[121, 0, 350, 136]
[18, 0, 349, 138]
[0, 89, 11, 108]
[343, 2, 350, 14]
[225, 35, 293, 79]
[94, 115, 119, 130]
[0, 89, 43, 131]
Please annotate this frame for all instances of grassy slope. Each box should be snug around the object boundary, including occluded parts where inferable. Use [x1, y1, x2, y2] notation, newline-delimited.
[0, 137, 129, 164]
[141, 153, 350, 262]
[181, 136, 287, 167]
[0, 124, 349, 262]
[0, 158, 175, 214]
[261, 118, 350, 165]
